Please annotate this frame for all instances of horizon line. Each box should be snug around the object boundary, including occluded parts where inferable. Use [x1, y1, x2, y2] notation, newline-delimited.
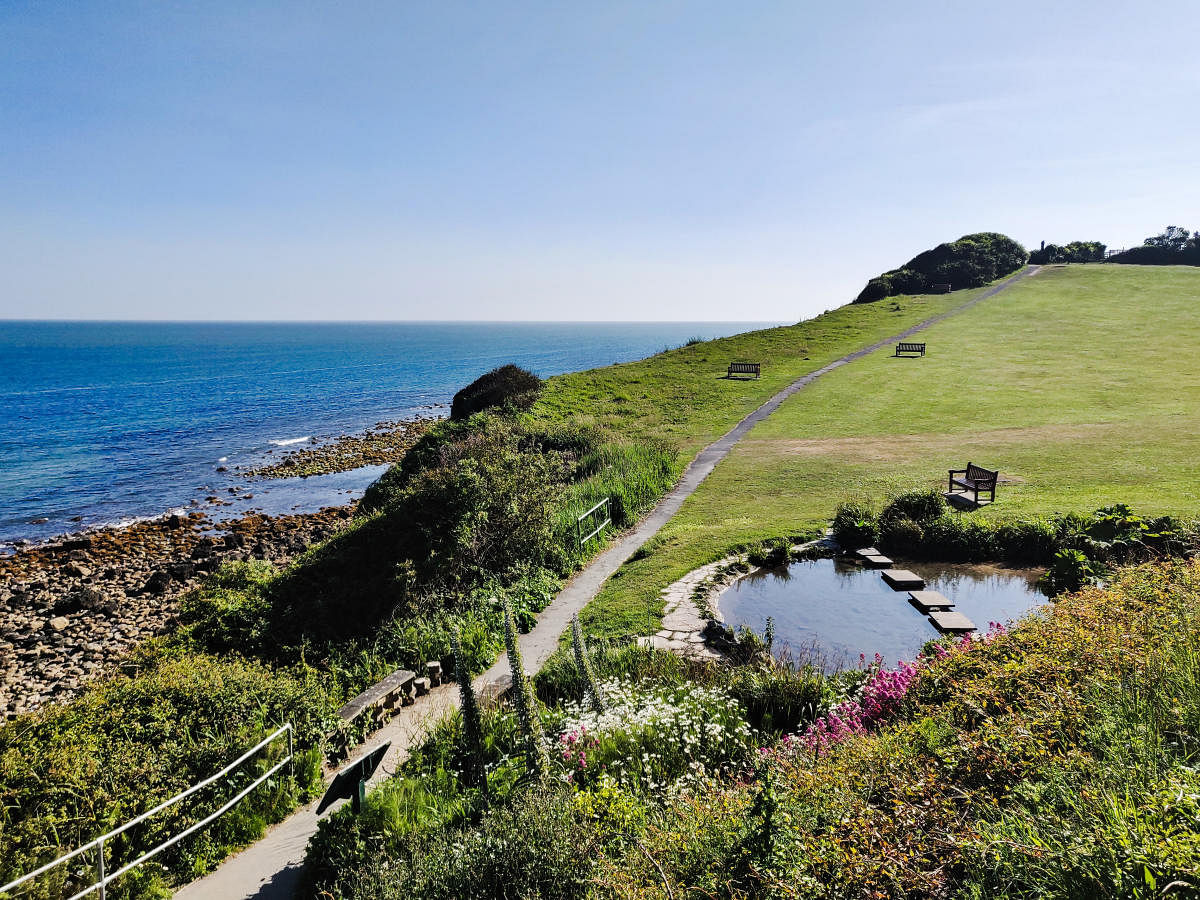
[1, 317, 791, 326]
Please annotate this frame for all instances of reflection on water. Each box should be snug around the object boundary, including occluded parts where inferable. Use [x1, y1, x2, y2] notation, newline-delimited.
[722, 557, 1046, 672]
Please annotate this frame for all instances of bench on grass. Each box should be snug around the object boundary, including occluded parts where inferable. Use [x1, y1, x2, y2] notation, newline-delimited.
[947, 462, 999, 505]
[895, 341, 926, 357]
[727, 361, 761, 379]
[930, 283, 952, 294]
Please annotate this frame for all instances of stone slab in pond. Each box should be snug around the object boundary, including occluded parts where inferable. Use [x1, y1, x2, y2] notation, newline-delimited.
[862, 554, 894, 568]
[854, 547, 881, 558]
[928, 609, 977, 633]
[908, 590, 954, 612]
[881, 569, 925, 590]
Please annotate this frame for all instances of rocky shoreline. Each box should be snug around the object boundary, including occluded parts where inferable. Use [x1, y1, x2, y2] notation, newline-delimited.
[0, 504, 356, 719]
[238, 415, 441, 479]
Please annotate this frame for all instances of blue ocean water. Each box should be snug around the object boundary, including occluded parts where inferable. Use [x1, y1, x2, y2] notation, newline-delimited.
[0, 321, 773, 547]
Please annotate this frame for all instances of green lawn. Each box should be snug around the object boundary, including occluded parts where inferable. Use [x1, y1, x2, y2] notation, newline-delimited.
[581, 264, 1200, 639]
[528, 286, 983, 454]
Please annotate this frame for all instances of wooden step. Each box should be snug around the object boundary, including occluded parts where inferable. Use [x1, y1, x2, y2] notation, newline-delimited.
[928, 609, 977, 633]
[881, 569, 925, 590]
[907, 590, 953, 612]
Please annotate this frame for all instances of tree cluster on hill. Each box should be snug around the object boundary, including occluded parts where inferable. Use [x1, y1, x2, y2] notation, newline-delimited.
[1028, 240, 1106, 264]
[854, 232, 1028, 303]
[450, 364, 543, 420]
[1108, 225, 1200, 265]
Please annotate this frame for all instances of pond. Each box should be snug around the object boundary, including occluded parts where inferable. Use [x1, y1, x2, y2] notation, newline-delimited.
[718, 557, 1047, 671]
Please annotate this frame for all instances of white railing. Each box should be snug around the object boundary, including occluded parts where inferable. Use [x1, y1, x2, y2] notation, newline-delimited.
[0, 723, 293, 900]
[576, 497, 612, 549]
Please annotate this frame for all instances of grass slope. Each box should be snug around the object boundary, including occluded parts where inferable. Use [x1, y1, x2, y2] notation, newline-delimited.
[582, 264, 1200, 639]
[528, 286, 984, 454]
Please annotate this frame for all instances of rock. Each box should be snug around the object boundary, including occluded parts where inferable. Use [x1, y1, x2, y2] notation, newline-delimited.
[143, 570, 172, 594]
[425, 661, 442, 687]
[63, 562, 93, 579]
[48, 616, 69, 633]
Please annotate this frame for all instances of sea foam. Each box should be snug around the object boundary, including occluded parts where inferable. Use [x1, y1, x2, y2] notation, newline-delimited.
[269, 437, 311, 447]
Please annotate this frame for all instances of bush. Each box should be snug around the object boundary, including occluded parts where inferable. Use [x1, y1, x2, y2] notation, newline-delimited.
[0, 650, 332, 897]
[855, 232, 1027, 302]
[450, 364, 543, 421]
[1039, 548, 1095, 596]
[922, 514, 997, 562]
[879, 515, 925, 556]
[832, 500, 878, 548]
[880, 489, 946, 526]
[995, 518, 1059, 565]
[551, 678, 754, 793]
[311, 787, 597, 900]
[857, 277, 891, 302]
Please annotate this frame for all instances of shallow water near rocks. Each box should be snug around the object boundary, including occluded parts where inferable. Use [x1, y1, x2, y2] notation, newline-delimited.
[719, 557, 1047, 671]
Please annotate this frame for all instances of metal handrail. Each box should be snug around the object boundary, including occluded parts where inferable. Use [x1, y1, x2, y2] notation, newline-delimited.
[1, 723, 293, 900]
[576, 497, 611, 548]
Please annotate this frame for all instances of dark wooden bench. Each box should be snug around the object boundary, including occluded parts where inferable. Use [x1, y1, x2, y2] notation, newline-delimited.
[895, 341, 926, 357]
[947, 462, 998, 505]
[727, 361, 761, 379]
[930, 283, 952, 294]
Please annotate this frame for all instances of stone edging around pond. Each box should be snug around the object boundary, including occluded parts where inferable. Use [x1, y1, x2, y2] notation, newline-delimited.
[639, 536, 837, 658]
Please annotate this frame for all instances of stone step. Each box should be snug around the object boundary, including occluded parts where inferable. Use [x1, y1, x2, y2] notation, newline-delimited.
[881, 569, 925, 590]
[861, 554, 893, 568]
[928, 609, 977, 633]
[907, 590, 954, 612]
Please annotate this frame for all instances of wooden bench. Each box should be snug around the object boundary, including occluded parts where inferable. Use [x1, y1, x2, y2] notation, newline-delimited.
[947, 462, 998, 505]
[337, 668, 416, 724]
[895, 341, 926, 357]
[727, 361, 761, 379]
[930, 282, 952, 294]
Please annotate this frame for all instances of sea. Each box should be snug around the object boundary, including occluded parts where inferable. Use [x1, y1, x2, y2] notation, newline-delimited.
[0, 321, 774, 549]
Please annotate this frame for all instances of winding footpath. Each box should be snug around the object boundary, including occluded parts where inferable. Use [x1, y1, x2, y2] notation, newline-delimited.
[175, 266, 1039, 899]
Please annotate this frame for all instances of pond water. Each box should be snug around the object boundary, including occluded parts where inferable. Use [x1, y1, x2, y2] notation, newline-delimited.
[719, 557, 1047, 671]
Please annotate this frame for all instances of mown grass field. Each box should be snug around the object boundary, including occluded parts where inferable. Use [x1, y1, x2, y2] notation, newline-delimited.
[581, 264, 1200, 638]
[528, 285, 984, 454]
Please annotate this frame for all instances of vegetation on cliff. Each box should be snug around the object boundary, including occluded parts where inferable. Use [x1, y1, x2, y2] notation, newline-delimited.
[854, 232, 1027, 303]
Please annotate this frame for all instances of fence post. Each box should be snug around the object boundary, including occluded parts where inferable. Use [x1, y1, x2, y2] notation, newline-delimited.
[97, 836, 105, 900]
[287, 726, 294, 781]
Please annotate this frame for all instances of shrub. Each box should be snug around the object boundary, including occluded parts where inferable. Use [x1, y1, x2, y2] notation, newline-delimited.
[879, 515, 925, 556]
[857, 277, 891, 302]
[855, 232, 1027, 302]
[880, 489, 946, 526]
[922, 514, 997, 562]
[552, 678, 753, 793]
[450, 364, 543, 420]
[1039, 548, 1095, 596]
[832, 500, 878, 548]
[309, 785, 595, 900]
[995, 518, 1059, 565]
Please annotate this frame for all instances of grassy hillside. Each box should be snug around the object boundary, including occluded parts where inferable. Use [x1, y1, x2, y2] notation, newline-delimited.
[582, 264, 1200, 638]
[527, 285, 982, 454]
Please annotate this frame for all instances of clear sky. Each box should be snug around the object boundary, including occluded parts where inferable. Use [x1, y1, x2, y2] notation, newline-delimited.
[2, 1, 1198, 322]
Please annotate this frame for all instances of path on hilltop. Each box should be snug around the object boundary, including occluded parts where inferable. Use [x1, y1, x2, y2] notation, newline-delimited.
[175, 265, 1039, 900]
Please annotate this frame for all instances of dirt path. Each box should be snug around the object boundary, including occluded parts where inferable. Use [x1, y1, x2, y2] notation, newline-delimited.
[173, 266, 1039, 899]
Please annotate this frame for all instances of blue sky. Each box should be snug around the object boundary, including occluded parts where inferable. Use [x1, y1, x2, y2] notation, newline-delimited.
[2, 1, 1198, 321]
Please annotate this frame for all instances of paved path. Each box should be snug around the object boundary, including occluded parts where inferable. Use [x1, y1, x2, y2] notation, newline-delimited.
[174, 266, 1038, 899]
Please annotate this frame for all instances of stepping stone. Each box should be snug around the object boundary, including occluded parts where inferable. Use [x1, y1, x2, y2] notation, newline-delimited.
[907, 590, 954, 612]
[928, 610, 976, 634]
[861, 554, 893, 568]
[881, 569, 924, 590]
[854, 547, 881, 558]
